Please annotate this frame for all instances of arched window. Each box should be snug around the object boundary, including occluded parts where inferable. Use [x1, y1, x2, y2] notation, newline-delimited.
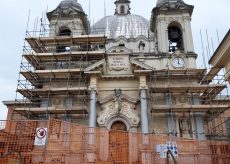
[168, 22, 183, 53]
[56, 27, 72, 52]
[58, 28, 72, 36]
[120, 5, 125, 14]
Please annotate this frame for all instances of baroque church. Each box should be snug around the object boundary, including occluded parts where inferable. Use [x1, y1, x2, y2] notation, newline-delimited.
[1, 0, 230, 163]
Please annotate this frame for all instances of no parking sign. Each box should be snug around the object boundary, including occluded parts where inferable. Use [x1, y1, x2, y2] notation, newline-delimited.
[34, 128, 48, 146]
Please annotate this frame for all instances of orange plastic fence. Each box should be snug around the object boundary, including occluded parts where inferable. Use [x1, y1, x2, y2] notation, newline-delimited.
[0, 119, 229, 164]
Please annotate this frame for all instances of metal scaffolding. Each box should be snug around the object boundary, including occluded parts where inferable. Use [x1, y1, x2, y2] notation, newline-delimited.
[13, 15, 106, 124]
[149, 65, 230, 140]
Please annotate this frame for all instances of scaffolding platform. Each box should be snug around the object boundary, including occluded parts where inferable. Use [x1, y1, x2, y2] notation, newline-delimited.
[153, 68, 206, 76]
[17, 87, 87, 99]
[23, 51, 105, 68]
[25, 35, 107, 53]
[21, 69, 82, 79]
[152, 104, 230, 113]
[15, 106, 87, 114]
[150, 84, 226, 95]
[200, 67, 221, 84]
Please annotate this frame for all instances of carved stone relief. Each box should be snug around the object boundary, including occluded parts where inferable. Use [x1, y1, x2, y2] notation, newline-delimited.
[97, 94, 140, 130]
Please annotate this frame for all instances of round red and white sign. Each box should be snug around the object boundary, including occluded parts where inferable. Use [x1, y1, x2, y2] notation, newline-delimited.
[36, 128, 47, 139]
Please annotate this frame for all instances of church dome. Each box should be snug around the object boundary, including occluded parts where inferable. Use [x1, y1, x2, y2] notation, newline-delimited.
[157, 0, 184, 7]
[91, 15, 150, 39]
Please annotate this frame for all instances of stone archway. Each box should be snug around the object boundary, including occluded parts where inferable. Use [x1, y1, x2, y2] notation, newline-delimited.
[106, 115, 132, 131]
[111, 121, 127, 131]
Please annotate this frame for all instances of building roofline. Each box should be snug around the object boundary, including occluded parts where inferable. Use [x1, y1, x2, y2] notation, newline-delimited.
[209, 29, 230, 65]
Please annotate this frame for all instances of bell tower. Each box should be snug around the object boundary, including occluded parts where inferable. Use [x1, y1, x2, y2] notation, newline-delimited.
[47, 0, 89, 37]
[114, 0, 131, 15]
[151, 0, 194, 54]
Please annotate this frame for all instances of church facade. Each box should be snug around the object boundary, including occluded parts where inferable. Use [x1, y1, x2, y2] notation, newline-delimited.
[4, 0, 230, 141]
[1, 0, 230, 163]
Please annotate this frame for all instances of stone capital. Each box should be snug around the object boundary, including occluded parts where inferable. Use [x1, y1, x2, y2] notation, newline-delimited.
[139, 85, 148, 90]
[88, 88, 97, 94]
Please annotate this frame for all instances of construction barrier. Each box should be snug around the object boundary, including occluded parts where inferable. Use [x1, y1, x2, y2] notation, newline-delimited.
[0, 119, 229, 164]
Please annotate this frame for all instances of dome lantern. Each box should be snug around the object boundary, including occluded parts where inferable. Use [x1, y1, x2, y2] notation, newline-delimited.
[114, 0, 131, 15]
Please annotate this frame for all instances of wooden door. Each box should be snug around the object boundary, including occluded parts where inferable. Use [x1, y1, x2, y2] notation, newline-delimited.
[109, 121, 129, 163]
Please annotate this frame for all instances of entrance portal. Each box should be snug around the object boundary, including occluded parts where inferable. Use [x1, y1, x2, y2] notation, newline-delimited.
[109, 121, 129, 163]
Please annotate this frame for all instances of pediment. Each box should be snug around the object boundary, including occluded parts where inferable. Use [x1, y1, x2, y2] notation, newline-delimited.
[130, 59, 153, 70]
[84, 59, 105, 72]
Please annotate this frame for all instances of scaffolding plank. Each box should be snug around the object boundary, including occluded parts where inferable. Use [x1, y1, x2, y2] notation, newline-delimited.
[17, 87, 87, 99]
[152, 69, 206, 81]
[202, 85, 226, 99]
[20, 71, 38, 86]
[23, 50, 105, 65]
[200, 67, 221, 84]
[26, 35, 107, 53]
[23, 54, 44, 69]
[25, 38, 47, 53]
[153, 69, 206, 76]
[21, 69, 82, 79]
[152, 104, 229, 113]
[15, 106, 87, 114]
[150, 84, 225, 93]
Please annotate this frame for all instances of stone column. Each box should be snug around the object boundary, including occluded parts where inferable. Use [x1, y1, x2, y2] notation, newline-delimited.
[140, 89, 149, 134]
[88, 76, 97, 128]
[139, 75, 151, 164]
[86, 77, 97, 163]
[89, 90, 97, 128]
[140, 75, 149, 134]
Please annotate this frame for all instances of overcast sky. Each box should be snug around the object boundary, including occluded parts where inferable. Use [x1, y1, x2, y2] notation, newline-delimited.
[0, 0, 229, 120]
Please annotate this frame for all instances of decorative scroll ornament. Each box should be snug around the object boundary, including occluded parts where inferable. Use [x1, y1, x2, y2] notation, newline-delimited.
[97, 103, 117, 125]
[97, 101, 140, 126]
[120, 103, 140, 125]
